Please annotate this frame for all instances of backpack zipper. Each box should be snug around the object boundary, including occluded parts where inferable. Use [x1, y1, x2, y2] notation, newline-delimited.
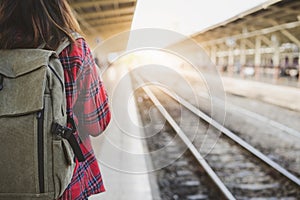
[37, 110, 45, 193]
[0, 74, 3, 91]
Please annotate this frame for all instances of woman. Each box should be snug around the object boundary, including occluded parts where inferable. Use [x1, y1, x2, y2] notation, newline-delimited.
[0, 0, 111, 199]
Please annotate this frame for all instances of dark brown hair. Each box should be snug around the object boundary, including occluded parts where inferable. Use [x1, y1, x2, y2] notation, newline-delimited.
[0, 0, 82, 50]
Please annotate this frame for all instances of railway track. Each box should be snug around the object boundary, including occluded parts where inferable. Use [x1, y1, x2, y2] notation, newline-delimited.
[133, 73, 300, 199]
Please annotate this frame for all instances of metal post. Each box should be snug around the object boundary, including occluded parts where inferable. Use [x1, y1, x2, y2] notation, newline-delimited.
[219, 56, 225, 74]
[210, 45, 217, 65]
[298, 52, 300, 85]
[240, 39, 246, 78]
[255, 37, 261, 80]
[272, 35, 280, 82]
[228, 48, 234, 76]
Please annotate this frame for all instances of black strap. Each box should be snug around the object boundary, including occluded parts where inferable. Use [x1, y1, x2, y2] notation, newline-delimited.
[51, 121, 85, 162]
[0, 75, 3, 91]
[62, 129, 85, 162]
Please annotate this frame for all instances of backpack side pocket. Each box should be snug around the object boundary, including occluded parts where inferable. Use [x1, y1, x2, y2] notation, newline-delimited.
[52, 139, 75, 198]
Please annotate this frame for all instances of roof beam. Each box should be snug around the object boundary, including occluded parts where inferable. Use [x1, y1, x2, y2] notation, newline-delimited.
[88, 14, 133, 26]
[94, 21, 132, 31]
[260, 35, 273, 46]
[268, 19, 300, 47]
[200, 20, 300, 46]
[191, 0, 283, 37]
[72, 10, 99, 35]
[280, 29, 300, 47]
[71, 0, 135, 9]
[81, 7, 135, 19]
[244, 39, 255, 49]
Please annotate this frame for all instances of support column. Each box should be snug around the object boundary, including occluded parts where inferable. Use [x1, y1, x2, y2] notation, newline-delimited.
[254, 37, 261, 80]
[288, 53, 293, 67]
[298, 52, 300, 85]
[228, 48, 234, 76]
[210, 45, 217, 65]
[240, 39, 246, 78]
[218, 56, 225, 74]
[272, 35, 280, 82]
[273, 49, 280, 81]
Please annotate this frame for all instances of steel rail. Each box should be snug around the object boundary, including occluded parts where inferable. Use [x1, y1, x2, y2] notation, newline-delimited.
[133, 74, 236, 200]
[157, 86, 300, 187]
[190, 87, 300, 139]
[228, 102, 300, 139]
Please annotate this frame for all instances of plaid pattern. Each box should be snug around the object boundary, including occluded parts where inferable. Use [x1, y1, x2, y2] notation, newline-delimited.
[57, 38, 111, 200]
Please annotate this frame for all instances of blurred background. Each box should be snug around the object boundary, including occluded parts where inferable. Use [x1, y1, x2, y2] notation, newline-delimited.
[68, 0, 300, 199]
[70, 0, 300, 86]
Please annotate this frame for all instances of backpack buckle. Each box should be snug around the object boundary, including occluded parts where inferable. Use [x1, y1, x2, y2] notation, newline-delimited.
[51, 122, 85, 162]
[51, 122, 73, 137]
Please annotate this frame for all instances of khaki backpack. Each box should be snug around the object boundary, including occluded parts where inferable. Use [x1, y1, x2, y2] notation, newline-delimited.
[0, 36, 84, 199]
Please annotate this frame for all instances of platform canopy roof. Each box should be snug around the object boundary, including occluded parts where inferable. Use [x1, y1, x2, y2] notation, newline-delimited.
[69, 0, 137, 39]
[192, 0, 300, 47]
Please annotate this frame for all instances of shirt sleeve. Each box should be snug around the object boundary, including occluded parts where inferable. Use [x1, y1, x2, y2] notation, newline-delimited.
[75, 39, 111, 137]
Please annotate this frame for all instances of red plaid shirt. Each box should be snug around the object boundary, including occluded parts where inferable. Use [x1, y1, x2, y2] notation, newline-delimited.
[57, 38, 111, 200]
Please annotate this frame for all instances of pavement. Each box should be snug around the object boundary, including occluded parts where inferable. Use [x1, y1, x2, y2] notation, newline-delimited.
[88, 65, 159, 200]
[222, 76, 300, 112]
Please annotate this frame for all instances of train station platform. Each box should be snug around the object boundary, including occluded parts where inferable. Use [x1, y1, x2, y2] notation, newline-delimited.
[88, 65, 159, 200]
[86, 64, 299, 199]
[222, 76, 300, 112]
[180, 70, 300, 112]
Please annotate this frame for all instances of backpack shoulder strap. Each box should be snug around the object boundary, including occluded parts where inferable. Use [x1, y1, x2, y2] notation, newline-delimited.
[55, 32, 84, 55]
[55, 39, 70, 56]
[51, 32, 85, 162]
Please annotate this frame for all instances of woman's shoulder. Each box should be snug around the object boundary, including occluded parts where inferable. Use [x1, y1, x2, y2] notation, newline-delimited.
[59, 35, 93, 62]
[59, 36, 95, 78]
[65, 37, 90, 59]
